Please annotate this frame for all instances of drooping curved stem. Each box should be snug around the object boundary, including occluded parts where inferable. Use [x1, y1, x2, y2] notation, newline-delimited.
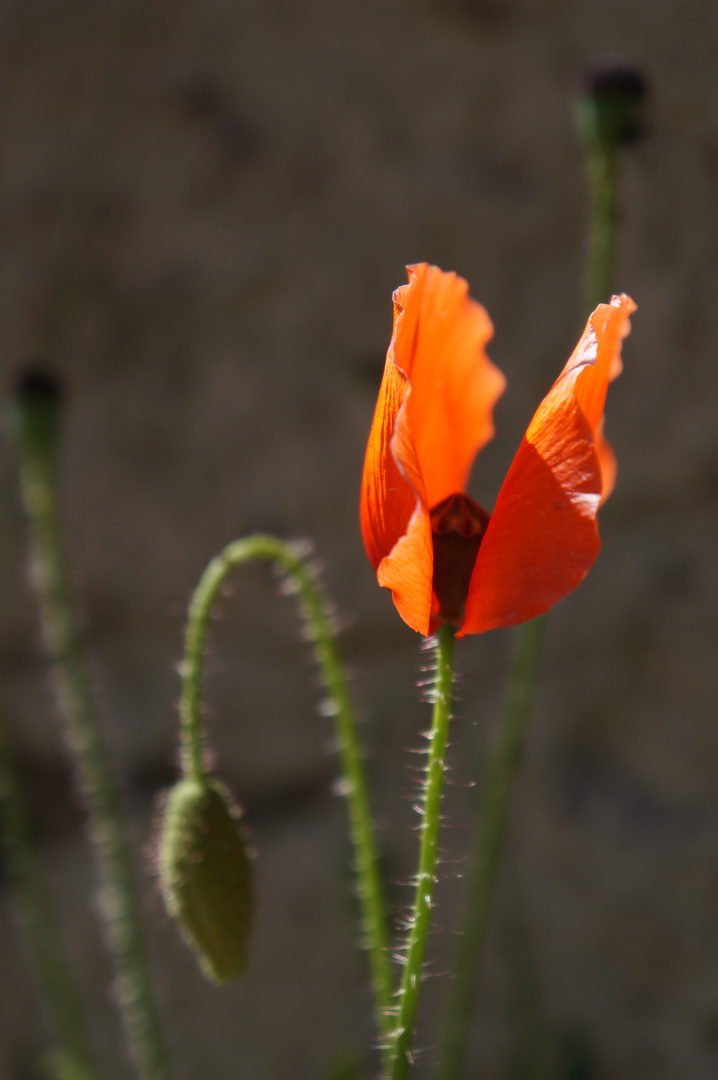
[179, 535, 393, 1037]
[385, 624, 456, 1080]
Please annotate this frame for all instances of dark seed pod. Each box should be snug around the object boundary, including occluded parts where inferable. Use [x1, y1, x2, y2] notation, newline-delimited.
[576, 59, 648, 148]
[5, 363, 64, 458]
[158, 778, 252, 984]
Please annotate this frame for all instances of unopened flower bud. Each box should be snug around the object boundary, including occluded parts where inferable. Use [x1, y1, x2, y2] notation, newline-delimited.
[6, 364, 64, 459]
[158, 778, 252, 984]
[576, 59, 648, 149]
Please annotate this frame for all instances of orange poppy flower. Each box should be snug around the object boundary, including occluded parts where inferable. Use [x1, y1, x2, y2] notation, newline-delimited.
[360, 263, 635, 637]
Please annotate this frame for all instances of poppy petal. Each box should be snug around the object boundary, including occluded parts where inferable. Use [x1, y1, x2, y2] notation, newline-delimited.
[395, 263, 506, 508]
[359, 354, 434, 634]
[572, 295, 635, 433]
[376, 372, 435, 635]
[360, 263, 506, 635]
[377, 504, 434, 636]
[360, 359, 416, 571]
[594, 415, 617, 504]
[461, 294, 634, 635]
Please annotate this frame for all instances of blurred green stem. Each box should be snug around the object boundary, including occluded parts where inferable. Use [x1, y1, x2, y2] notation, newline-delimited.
[385, 624, 456, 1080]
[0, 713, 97, 1080]
[500, 862, 558, 1080]
[179, 535, 393, 1037]
[438, 89, 622, 1080]
[585, 143, 617, 311]
[15, 429, 172, 1080]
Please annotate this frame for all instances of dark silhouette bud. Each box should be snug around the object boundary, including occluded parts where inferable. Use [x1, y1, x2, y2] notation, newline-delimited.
[576, 59, 648, 148]
[6, 363, 64, 458]
[158, 779, 253, 984]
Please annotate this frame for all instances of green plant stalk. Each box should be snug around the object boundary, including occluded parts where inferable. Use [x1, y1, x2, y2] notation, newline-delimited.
[439, 617, 544, 1080]
[437, 88, 623, 1080]
[585, 142, 617, 313]
[179, 535, 393, 1035]
[385, 624, 456, 1080]
[17, 445, 172, 1080]
[0, 714, 97, 1080]
[499, 861, 558, 1080]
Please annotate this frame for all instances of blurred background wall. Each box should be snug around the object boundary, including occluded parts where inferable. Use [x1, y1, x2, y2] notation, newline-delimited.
[1, 0, 717, 1077]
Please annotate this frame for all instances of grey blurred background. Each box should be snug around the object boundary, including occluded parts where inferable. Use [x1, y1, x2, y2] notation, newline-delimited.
[0, 1, 717, 1078]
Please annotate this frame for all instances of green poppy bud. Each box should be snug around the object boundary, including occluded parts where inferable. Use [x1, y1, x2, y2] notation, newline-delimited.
[158, 778, 252, 984]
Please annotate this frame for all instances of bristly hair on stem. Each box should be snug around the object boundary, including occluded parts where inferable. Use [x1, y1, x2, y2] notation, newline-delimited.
[384, 624, 456, 1080]
[7, 363, 173, 1080]
[176, 535, 394, 1041]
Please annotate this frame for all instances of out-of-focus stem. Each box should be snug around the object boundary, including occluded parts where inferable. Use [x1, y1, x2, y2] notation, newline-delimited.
[385, 624, 456, 1080]
[438, 67, 627, 1080]
[578, 59, 646, 316]
[14, 417, 172, 1080]
[585, 143, 617, 312]
[179, 535, 393, 1037]
[0, 714, 97, 1080]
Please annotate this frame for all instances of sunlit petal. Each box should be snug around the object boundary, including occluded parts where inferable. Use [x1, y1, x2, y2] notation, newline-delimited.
[394, 263, 506, 508]
[462, 295, 634, 635]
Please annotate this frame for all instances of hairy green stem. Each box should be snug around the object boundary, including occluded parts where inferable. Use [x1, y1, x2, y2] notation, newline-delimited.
[0, 713, 97, 1080]
[439, 617, 544, 1080]
[179, 535, 393, 1035]
[385, 624, 456, 1080]
[16, 443, 172, 1080]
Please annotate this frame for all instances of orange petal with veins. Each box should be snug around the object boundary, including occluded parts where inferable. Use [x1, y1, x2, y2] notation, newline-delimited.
[360, 359, 416, 572]
[461, 294, 634, 635]
[397, 264, 505, 508]
[360, 264, 505, 634]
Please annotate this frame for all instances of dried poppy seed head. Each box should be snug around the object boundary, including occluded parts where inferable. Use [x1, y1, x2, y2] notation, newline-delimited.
[577, 59, 648, 148]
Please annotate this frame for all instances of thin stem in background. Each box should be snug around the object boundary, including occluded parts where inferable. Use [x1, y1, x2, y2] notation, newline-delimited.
[15, 435, 172, 1080]
[179, 535, 393, 1038]
[0, 713, 97, 1080]
[438, 69, 628, 1079]
[385, 624, 456, 1080]
[580, 60, 646, 315]
[439, 618, 544, 1080]
[499, 860, 558, 1080]
[585, 143, 617, 313]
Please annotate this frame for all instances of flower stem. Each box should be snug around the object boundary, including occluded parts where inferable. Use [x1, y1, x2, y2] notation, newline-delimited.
[15, 431, 172, 1080]
[585, 142, 617, 312]
[437, 74, 627, 1080]
[439, 616, 544, 1080]
[179, 535, 393, 1036]
[385, 624, 456, 1080]
[0, 711, 97, 1080]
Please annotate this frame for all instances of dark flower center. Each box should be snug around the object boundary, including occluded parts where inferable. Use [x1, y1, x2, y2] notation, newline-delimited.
[430, 492, 491, 628]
